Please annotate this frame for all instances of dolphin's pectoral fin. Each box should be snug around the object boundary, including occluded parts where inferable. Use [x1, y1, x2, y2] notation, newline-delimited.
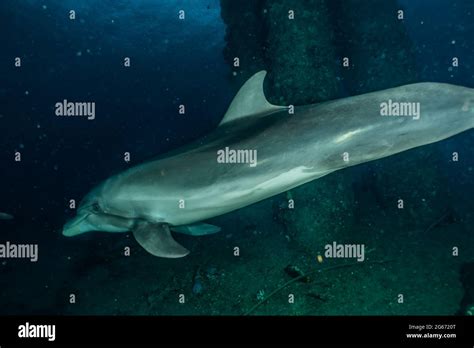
[219, 70, 287, 126]
[133, 223, 190, 258]
[171, 223, 221, 236]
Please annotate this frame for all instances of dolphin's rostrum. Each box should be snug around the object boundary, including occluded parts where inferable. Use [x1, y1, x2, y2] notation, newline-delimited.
[63, 71, 474, 258]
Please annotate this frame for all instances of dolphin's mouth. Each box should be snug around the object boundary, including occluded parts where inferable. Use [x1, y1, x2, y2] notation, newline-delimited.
[62, 213, 92, 237]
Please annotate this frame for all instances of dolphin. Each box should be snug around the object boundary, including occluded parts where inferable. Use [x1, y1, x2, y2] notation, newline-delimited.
[63, 71, 474, 258]
[0, 212, 14, 220]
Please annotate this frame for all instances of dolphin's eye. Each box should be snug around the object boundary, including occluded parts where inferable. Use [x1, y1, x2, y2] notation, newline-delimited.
[91, 202, 101, 213]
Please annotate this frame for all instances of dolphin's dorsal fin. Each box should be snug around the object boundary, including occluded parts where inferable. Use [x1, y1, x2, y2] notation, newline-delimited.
[219, 70, 286, 126]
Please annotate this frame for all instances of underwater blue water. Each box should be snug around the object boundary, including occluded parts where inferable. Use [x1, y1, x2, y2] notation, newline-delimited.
[0, 0, 233, 226]
[0, 0, 473, 315]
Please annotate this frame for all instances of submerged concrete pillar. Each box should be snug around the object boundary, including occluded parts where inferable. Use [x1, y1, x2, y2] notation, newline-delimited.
[329, 0, 419, 95]
[220, 0, 341, 105]
[262, 0, 341, 105]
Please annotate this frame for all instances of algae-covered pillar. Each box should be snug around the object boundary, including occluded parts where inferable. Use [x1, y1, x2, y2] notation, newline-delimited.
[329, 0, 418, 94]
[261, 0, 341, 105]
[220, 0, 341, 105]
[220, 0, 418, 102]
